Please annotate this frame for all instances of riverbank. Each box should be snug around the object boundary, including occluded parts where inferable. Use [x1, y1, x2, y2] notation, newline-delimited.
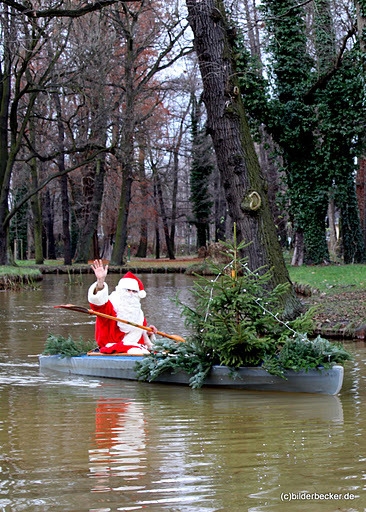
[0, 266, 43, 289]
[304, 291, 366, 340]
[11, 256, 203, 275]
[2, 257, 366, 340]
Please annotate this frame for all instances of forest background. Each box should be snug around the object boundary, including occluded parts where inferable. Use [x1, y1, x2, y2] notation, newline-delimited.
[1, 0, 366, 278]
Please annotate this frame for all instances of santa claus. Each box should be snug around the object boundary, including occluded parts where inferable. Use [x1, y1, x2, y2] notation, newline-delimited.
[88, 259, 157, 355]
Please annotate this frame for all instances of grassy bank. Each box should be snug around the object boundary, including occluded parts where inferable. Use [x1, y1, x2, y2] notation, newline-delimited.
[5, 257, 366, 294]
[289, 264, 366, 294]
[0, 266, 42, 277]
[0, 265, 42, 290]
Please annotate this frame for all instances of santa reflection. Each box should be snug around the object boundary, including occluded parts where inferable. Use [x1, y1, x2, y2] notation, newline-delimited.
[89, 397, 147, 493]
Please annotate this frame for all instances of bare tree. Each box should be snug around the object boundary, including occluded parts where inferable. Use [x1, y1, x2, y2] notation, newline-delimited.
[0, 8, 68, 264]
[0, 1, 120, 265]
[109, 0, 192, 264]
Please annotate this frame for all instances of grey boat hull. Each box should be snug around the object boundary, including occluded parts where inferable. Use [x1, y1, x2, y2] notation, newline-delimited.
[38, 355, 344, 395]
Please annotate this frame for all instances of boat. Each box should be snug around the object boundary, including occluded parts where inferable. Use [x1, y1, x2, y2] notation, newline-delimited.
[38, 353, 344, 395]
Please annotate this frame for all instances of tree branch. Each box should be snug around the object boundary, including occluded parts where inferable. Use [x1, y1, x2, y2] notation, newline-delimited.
[5, 148, 110, 225]
[1, 0, 139, 19]
[303, 25, 357, 105]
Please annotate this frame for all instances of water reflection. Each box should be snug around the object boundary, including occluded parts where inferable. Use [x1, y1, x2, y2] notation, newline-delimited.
[90, 398, 147, 493]
[0, 274, 366, 511]
[81, 383, 350, 512]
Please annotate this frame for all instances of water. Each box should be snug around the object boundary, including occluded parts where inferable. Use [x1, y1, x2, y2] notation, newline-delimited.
[0, 274, 366, 511]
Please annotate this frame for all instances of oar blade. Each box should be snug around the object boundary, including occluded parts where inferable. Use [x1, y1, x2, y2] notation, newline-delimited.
[54, 304, 90, 314]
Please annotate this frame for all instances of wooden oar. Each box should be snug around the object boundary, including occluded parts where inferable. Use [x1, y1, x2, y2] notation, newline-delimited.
[54, 304, 186, 343]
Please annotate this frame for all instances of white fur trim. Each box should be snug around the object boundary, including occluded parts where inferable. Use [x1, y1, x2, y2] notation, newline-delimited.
[127, 347, 150, 355]
[88, 282, 109, 306]
[118, 277, 139, 292]
[117, 277, 146, 298]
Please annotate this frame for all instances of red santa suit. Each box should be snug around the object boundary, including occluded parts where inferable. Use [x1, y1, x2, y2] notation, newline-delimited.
[88, 272, 153, 355]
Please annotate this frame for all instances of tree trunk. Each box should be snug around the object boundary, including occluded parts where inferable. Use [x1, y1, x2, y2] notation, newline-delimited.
[327, 196, 338, 259]
[155, 225, 160, 259]
[135, 144, 148, 258]
[154, 177, 160, 259]
[260, 0, 330, 265]
[59, 174, 72, 265]
[186, 0, 302, 316]
[43, 189, 56, 260]
[170, 104, 191, 254]
[190, 93, 213, 249]
[74, 158, 106, 263]
[0, 67, 11, 265]
[213, 166, 227, 241]
[110, 17, 136, 265]
[257, 130, 287, 247]
[28, 117, 44, 265]
[29, 163, 44, 265]
[153, 164, 175, 260]
[313, 0, 364, 263]
[52, 92, 72, 265]
[136, 217, 148, 258]
[157, 174, 175, 260]
[243, 1, 286, 248]
[170, 148, 179, 253]
[340, 175, 366, 264]
[0, 14, 13, 265]
[111, 170, 133, 265]
[291, 230, 304, 267]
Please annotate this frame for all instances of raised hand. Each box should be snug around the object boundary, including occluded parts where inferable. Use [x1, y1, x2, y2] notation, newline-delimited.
[90, 259, 108, 290]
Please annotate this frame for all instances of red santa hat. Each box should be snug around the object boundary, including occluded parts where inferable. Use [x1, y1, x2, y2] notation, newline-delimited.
[118, 271, 146, 298]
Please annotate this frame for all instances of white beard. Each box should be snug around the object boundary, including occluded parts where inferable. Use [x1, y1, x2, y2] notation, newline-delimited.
[109, 288, 146, 346]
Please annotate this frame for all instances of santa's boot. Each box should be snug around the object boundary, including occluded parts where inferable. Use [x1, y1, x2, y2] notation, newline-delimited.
[100, 343, 118, 354]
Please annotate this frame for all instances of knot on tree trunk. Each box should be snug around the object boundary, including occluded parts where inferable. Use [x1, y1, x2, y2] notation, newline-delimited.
[241, 191, 262, 212]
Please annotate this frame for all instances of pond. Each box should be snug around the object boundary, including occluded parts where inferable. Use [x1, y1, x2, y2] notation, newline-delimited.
[0, 273, 365, 511]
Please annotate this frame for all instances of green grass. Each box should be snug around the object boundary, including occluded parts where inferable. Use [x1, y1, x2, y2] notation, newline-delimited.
[14, 257, 201, 268]
[4, 258, 366, 296]
[288, 264, 366, 293]
[15, 259, 80, 267]
[0, 265, 41, 277]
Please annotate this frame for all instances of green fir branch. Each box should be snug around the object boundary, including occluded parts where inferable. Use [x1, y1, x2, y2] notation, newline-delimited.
[43, 334, 96, 357]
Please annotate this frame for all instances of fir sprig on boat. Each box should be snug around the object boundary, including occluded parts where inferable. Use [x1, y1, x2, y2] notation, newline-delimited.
[43, 334, 96, 357]
[262, 334, 352, 378]
[135, 338, 212, 389]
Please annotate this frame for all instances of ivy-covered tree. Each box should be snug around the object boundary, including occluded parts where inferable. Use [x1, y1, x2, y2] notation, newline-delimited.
[317, 50, 366, 263]
[189, 93, 214, 248]
[356, 1, 366, 247]
[239, 0, 366, 264]
[312, 0, 365, 263]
